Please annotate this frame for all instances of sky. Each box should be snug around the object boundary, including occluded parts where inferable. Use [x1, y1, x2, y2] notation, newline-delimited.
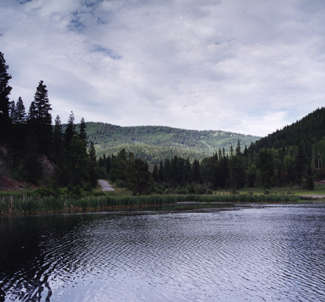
[1, 0, 325, 136]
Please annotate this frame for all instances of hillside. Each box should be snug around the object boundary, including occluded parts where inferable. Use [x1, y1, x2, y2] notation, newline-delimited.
[249, 107, 325, 152]
[85, 122, 259, 164]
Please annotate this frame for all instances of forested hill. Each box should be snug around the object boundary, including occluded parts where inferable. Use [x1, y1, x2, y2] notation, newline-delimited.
[249, 107, 325, 152]
[84, 122, 259, 164]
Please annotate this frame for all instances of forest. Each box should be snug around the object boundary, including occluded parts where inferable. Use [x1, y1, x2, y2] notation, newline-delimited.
[1, 50, 324, 196]
[84, 122, 259, 165]
[0, 51, 97, 191]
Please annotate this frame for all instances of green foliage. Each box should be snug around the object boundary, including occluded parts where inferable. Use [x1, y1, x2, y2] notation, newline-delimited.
[82, 122, 259, 165]
[0, 52, 100, 190]
[0, 191, 301, 216]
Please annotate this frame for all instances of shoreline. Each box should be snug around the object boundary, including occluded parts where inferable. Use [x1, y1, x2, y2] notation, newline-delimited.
[1, 194, 324, 217]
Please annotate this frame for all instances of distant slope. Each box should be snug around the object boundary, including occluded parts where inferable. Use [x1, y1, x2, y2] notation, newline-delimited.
[249, 107, 325, 152]
[85, 122, 259, 164]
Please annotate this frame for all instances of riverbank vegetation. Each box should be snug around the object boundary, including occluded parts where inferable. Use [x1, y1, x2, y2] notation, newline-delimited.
[0, 189, 302, 216]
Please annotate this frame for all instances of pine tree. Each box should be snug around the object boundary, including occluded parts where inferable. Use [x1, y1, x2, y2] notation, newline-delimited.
[14, 97, 26, 124]
[230, 145, 234, 157]
[80, 117, 87, 142]
[128, 158, 152, 195]
[53, 115, 63, 164]
[79, 117, 88, 155]
[33, 81, 52, 154]
[192, 160, 201, 183]
[88, 141, 98, 187]
[34, 81, 51, 122]
[27, 101, 38, 125]
[258, 149, 274, 188]
[158, 161, 164, 181]
[0, 52, 12, 142]
[26, 101, 39, 160]
[152, 165, 159, 182]
[9, 101, 15, 121]
[64, 111, 75, 148]
[236, 140, 241, 156]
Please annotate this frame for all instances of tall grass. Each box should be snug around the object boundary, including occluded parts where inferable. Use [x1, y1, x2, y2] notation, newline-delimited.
[0, 191, 302, 216]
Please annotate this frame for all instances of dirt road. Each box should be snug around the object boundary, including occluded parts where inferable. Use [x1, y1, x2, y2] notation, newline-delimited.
[98, 179, 115, 192]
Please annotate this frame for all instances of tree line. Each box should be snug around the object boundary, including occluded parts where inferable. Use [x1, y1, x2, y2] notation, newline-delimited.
[1, 50, 323, 195]
[97, 107, 325, 194]
[0, 51, 97, 190]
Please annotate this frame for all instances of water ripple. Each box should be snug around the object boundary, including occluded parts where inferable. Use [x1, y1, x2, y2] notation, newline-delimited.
[1, 205, 325, 301]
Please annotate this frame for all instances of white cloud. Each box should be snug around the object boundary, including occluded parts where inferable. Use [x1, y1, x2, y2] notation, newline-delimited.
[1, 0, 325, 136]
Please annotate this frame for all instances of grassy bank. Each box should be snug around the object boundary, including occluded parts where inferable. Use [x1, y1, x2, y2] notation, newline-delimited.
[0, 190, 304, 216]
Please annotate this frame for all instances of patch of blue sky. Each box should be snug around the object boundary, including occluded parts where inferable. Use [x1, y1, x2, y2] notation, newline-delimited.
[17, 0, 32, 4]
[92, 45, 122, 60]
[68, 11, 86, 32]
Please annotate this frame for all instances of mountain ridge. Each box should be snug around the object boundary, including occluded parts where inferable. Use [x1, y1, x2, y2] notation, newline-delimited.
[83, 122, 260, 164]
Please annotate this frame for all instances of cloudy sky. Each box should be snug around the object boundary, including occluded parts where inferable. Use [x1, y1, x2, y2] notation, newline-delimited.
[1, 0, 325, 136]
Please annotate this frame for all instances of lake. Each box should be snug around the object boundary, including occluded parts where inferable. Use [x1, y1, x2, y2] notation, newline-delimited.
[1, 204, 325, 301]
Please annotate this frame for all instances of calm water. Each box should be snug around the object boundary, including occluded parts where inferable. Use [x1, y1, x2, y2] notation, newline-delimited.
[1, 205, 325, 302]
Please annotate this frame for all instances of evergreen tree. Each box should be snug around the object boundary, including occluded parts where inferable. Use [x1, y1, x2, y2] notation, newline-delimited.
[64, 112, 76, 148]
[27, 101, 38, 125]
[33, 81, 52, 154]
[236, 140, 241, 156]
[295, 144, 307, 185]
[152, 164, 159, 182]
[53, 115, 63, 164]
[88, 141, 98, 187]
[14, 97, 26, 124]
[9, 101, 15, 121]
[79, 117, 88, 155]
[158, 161, 164, 181]
[128, 158, 152, 194]
[230, 145, 234, 157]
[80, 117, 87, 142]
[192, 160, 201, 183]
[0, 52, 12, 142]
[257, 149, 274, 188]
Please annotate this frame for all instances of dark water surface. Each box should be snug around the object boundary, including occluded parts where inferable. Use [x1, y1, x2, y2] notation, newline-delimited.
[1, 205, 325, 301]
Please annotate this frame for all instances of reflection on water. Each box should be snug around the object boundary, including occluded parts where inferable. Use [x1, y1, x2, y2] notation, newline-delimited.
[1, 205, 325, 301]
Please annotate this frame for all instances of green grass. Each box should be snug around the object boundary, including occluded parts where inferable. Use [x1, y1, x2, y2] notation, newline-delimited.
[0, 191, 302, 216]
[234, 183, 325, 196]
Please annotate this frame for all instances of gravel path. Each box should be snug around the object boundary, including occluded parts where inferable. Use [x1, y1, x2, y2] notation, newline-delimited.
[98, 179, 115, 192]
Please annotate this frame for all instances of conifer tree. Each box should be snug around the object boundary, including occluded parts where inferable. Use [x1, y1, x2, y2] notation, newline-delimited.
[64, 111, 75, 148]
[158, 161, 164, 181]
[152, 164, 159, 182]
[33, 81, 52, 154]
[9, 101, 15, 121]
[192, 160, 201, 183]
[236, 140, 241, 156]
[88, 141, 98, 187]
[14, 97, 26, 124]
[53, 115, 63, 163]
[79, 117, 88, 154]
[0, 52, 12, 142]
[27, 101, 38, 123]
[80, 117, 87, 142]
[128, 158, 152, 194]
